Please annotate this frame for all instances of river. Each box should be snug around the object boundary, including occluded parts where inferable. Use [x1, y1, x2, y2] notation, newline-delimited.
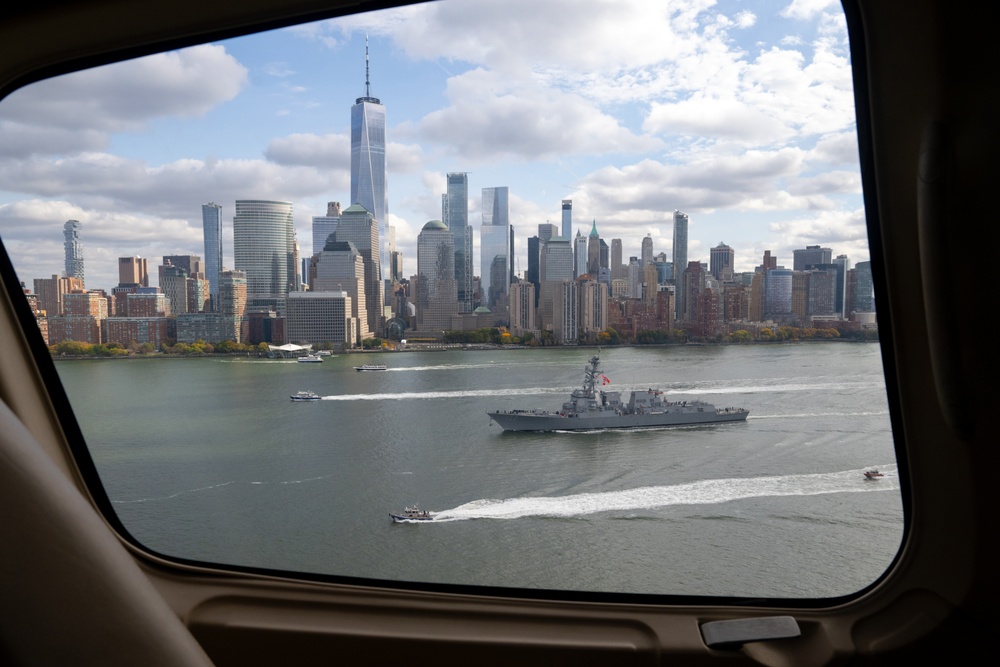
[54, 343, 903, 599]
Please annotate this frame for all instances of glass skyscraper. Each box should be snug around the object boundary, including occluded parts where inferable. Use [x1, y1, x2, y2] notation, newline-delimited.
[202, 203, 222, 311]
[350, 39, 387, 273]
[443, 173, 472, 312]
[672, 210, 689, 318]
[561, 199, 572, 239]
[480, 186, 509, 308]
[63, 219, 84, 286]
[233, 200, 295, 305]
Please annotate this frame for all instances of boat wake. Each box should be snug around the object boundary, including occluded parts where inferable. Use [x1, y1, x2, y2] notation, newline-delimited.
[427, 467, 899, 522]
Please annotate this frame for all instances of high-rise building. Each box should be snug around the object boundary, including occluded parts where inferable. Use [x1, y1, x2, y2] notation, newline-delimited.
[710, 243, 734, 281]
[443, 173, 472, 312]
[162, 255, 204, 278]
[334, 204, 382, 337]
[314, 240, 369, 342]
[539, 236, 573, 329]
[415, 220, 457, 332]
[641, 234, 654, 267]
[611, 238, 624, 280]
[312, 201, 342, 256]
[538, 223, 558, 243]
[574, 231, 587, 278]
[672, 211, 688, 281]
[853, 260, 875, 313]
[509, 282, 536, 337]
[587, 220, 600, 275]
[793, 245, 833, 271]
[286, 291, 354, 348]
[202, 203, 223, 310]
[480, 186, 510, 308]
[118, 257, 148, 287]
[350, 38, 387, 272]
[561, 199, 572, 240]
[63, 219, 84, 286]
[672, 210, 689, 318]
[219, 269, 247, 343]
[233, 199, 295, 308]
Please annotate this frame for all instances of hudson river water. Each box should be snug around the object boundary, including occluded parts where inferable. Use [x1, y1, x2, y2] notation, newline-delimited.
[55, 343, 903, 599]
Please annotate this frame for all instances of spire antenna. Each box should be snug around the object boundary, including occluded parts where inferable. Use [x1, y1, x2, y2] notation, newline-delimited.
[365, 34, 371, 98]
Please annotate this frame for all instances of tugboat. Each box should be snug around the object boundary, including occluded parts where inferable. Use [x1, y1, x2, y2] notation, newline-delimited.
[390, 505, 434, 522]
[487, 353, 748, 432]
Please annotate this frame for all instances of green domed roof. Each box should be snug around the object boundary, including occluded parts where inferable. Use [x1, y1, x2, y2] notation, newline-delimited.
[422, 220, 448, 230]
[473, 306, 491, 314]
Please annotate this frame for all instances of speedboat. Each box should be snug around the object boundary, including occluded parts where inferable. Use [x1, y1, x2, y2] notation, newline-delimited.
[390, 506, 434, 522]
[864, 469, 884, 479]
[290, 391, 321, 401]
[297, 355, 323, 363]
[355, 364, 388, 371]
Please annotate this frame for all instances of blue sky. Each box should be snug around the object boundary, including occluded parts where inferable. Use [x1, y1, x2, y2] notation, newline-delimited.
[0, 0, 863, 293]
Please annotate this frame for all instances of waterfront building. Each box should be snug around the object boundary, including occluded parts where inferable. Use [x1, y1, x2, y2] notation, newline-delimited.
[125, 290, 166, 318]
[807, 269, 838, 319]
[312, 201, 342, 256]
[118, 256, 148, 287]
[63, 219, 84, 286]
[710, 243, 734, 281]
[680, 261, 708, 323]
[104, 317, 168, 348]
[834, 254, 851, 317]
[351, 38, 387, 272]
[853, 260, 875, 313]
[202, 203, 223, 310]
[578, 279, 608, 342]
[553, 280, 579, 345]
[442, 173, 472, 313]
[219, 269, 247, 343]
[286, 291, 355, 348]
[480, 186, 510, 308]
[33, 274, 83, 316]
[233, 199, 295, 308]
[793, 245, 833, 271]
[314, 240, 370, 342]
[561, 199, 572, 240]
[538, 236, 573, 330]
[415, 220, 458, 333]
[334, 204, 382, 337]
[509, 281, 536, 337]
[764, 268, 794, 321]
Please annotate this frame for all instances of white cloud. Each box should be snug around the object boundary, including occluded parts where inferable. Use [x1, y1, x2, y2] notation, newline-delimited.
[418, 68, 659, 160]
[0, 45, 247, 158]
[780, 0, 839, 21]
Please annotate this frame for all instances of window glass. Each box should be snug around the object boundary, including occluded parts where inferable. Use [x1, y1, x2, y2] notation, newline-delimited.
[0, 0, 902, 598]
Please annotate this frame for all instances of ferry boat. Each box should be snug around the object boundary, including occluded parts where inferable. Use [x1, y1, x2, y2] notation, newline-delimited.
[297, 355, 323, 363]
[488, 353, 749, 432]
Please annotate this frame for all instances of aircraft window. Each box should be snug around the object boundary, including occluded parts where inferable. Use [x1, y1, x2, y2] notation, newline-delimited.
[0, 0, 903, 599]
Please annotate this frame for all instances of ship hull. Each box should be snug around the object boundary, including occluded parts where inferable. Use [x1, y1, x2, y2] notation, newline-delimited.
[487, 409, 748, 432]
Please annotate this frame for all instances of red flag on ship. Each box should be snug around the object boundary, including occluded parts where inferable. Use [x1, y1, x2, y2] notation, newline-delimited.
[602, 374, 610, 385]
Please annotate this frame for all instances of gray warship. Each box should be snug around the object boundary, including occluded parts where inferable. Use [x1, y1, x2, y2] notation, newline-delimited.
[488, 353, 748, 432]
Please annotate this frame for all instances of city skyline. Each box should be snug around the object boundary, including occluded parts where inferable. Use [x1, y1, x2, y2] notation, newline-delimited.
[0, 0, 865, 294]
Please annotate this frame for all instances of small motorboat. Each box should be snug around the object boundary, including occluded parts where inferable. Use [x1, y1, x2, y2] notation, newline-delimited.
[297, 355, 323, 363]
[864, 469, 884, 480]
[355, 364, 388, 372]
[390, 505, 434, 522]
[290, 391, 321, 401]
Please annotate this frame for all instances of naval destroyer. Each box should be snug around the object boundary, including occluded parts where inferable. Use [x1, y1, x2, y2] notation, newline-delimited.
[487, 353, 748, 432]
